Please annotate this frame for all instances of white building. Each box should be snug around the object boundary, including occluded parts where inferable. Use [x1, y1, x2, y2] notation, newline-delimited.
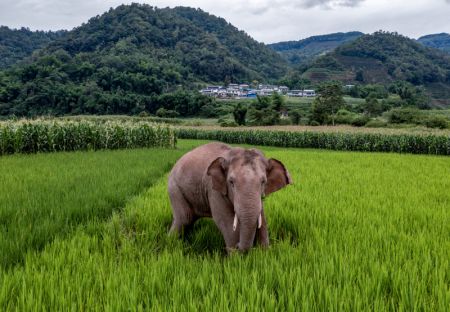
[287, 89, 316, 97]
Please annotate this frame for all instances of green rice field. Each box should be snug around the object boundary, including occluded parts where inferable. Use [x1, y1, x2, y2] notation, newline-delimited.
[0, 140, 449, 310]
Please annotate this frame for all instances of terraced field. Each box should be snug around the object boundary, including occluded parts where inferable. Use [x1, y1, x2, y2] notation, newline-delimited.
[1, 140, 449, 310]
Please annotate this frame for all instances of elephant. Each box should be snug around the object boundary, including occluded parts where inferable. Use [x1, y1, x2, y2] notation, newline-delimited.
[168, 142, 292, 252]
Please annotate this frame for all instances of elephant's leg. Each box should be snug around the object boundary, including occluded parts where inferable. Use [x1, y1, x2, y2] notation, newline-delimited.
[209, 194, 239, 252]
[257, 209, 269, 248]
[168, 183, 196, 236]
[215, 213, 240, 253]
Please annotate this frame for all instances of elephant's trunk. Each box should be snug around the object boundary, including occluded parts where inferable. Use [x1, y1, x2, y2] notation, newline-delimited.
[234, 194, 262, 252]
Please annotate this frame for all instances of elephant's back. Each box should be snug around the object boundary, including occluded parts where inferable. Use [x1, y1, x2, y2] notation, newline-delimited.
[169, 142, 231, 187]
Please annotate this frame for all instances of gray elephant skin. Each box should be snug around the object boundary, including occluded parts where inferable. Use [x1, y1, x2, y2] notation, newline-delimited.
[168, 142, 292, 252]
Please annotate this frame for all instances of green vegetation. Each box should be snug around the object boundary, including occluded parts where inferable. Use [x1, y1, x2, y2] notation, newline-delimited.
[311, 81, 345, 125]
[0, 26, 66, 69]
[60, 114, 219, 126]
[282, 82, 449, 128]
[247, 94, 286, 126]
[0, 146, 187, 268]
[303, 32, 450, 101]
[0, 140, 449, 310]
[0, 120, 176, 155]
[232, 102, 247, 126]
[386, 108, 450, 129]
[268, 32, 364, 65]
[177, 128, 450, 155]
[0, 4, 287, 117]
[418, 33, 450, 54]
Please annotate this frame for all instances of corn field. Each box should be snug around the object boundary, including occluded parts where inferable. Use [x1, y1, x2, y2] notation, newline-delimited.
[177, 128, 450, 155]
[0, 120, 176, 155]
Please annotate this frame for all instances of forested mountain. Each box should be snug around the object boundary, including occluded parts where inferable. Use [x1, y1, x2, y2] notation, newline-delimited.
[0, 4, 287, 116]
[418, 33, 450, 54]
[38, 4, 287, 83]
[301, 31, 450, 100]
[268, 32, 363, 65]
[0, 26, 66, 69]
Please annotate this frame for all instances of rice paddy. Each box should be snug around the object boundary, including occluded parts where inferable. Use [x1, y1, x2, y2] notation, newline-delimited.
[0, 139, 449, 311]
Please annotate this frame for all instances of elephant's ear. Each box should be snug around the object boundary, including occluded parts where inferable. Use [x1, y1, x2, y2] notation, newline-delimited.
[207, 157, 228, 195]
[265, 159, 292, 196]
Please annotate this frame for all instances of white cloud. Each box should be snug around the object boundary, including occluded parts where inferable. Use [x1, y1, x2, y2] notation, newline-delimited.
[0, 0, 449, 43]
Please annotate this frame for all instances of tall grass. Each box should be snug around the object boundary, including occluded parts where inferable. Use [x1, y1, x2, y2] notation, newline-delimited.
[0, 147, 188, 268]
[0, 140, 449, 310]
[177, 128, 450, 155]
[0, 120, 176, 155]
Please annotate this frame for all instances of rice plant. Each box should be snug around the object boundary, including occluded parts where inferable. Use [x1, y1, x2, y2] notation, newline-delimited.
[0, 146, 188, 268]
[0, 139, 449, 310]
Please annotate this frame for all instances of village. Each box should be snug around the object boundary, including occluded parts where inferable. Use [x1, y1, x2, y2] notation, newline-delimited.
[200, 83, 316, 99]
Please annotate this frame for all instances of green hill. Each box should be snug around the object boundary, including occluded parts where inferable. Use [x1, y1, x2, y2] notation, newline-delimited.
[39, 5, 287, 83]
[268, 32, 363, 65]
[418, 33, 450, 54]
[302, 31, 450, 101]
[0, 4, 287, 116]
[0, 26, 66, 69]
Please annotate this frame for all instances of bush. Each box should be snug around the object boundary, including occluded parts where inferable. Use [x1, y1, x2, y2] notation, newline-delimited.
[351, 115, 371, 127]
[278, 118, 292, 126]
[365, 119, 388, 128]
[219, 120, 238, 127]
[310, 121, 320, 126]
[423, 116, 449, 129]
[387, 108, 424, 124]
[156, 108, 180, 118]
[299, 117, 310, 125]
[289, 110, 301, 125]
[138, 111, 150, 117]
[334, 109, 357, 125]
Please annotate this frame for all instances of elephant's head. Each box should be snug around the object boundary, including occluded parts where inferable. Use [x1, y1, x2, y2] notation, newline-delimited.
[207, 148, 291, 252]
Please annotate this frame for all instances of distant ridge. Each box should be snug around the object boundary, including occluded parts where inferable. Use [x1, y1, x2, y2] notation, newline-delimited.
[268, 32, 364, 64]
[301, 31, 450, 101]
[418, 33, 450, 54]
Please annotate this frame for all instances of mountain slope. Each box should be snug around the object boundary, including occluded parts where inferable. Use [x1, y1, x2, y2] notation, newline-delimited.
[418, 33, 450, 54]
[268, 32, 363, 65]
[303, 31, 450, 84]
[0, 26, 66, 69]
[41, 5, 287, 82]
[0, 4, 287, 116]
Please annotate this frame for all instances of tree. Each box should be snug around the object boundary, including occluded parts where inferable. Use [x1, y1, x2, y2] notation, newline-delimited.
[290, 110, 301, 125]
[247, 95, 281, 126]
[388, 81, 431, 109]
[364, 93, 383, 116]
[311, 81, 345, 125]
[355, 69, 364, 82]
[233, 103, 247, 125]
[271, 92, 285, 112]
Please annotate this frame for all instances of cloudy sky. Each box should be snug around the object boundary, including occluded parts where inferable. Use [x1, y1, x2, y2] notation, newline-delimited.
[1, 0, 449, 43]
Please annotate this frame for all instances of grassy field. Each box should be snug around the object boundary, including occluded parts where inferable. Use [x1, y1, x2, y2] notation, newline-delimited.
[0, 147, 187, 268]
[1, 140, 449, 310]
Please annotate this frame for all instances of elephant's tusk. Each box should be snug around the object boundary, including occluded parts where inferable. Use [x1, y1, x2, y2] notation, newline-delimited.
[258, 213, 262, 229]
[233, 214, 238, 231]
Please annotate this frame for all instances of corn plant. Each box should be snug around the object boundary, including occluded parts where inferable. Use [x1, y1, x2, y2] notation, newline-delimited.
[0, 120, 176, 155]
[176, 128, 450, 155]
